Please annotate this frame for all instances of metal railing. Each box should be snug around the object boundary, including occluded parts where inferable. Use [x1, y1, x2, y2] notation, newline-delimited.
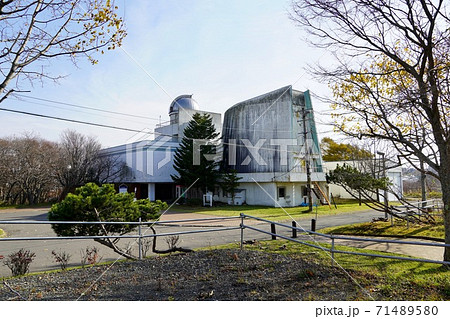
[239, 214, 450, 266]
[393, 199, 444, 227]
[1, 214, 449, 268]
[397, 199, 443, 212]
[0, 216, 241, 261]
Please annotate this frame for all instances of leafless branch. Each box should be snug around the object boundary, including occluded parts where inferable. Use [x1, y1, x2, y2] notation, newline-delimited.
[3, 281, 27, 301]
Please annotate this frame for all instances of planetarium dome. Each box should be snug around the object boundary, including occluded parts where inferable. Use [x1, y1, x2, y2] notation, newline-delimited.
[169, 94, 200, 115]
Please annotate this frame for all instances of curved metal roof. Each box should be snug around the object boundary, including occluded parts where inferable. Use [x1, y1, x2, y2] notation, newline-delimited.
[169, 94, 200, 114]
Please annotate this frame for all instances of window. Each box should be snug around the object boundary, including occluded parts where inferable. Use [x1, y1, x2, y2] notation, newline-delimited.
[302, 186, 308, 197]
[277, 187, 286, 199]
[175, 185, 183, 198]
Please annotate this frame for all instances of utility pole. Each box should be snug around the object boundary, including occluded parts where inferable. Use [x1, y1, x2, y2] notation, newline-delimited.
[420, 159, 427, 208]
[377, 151, 389, 219]
[419, 130, 427, 208]
[302, 106, 312, 212]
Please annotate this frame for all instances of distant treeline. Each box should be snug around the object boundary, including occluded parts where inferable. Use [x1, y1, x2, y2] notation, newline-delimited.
[0, 130, 125, 205]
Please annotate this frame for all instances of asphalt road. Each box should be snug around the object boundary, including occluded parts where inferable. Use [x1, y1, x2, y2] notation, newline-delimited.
[0, 207, 444, 277]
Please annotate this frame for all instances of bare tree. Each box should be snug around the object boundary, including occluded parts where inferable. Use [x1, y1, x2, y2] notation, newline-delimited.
[0, 130, 125, 204]
[291, 0, 450, 260]
[0, 133, 59, 204]
[93, 150, 128, 185]
[0, 0, 126, 103]
[56, 129, 125, 198]
[56, 130, 101, 197]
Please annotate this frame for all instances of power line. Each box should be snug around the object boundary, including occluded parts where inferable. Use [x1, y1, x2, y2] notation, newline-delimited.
[13, 93, 167, 122]
[12, 93, 336, 135]
[1, 104, 334, 157]
[2, 96, 333, 152]
[9, 97, 152, 126]
[0, 107, 152, 134]
[1, 102, 327, 152]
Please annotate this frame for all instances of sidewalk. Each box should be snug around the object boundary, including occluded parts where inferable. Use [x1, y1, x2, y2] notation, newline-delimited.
[332, 236, 444, 261]
[161, 209, 445, 262]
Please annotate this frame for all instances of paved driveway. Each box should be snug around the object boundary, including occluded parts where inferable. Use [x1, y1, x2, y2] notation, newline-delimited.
[0, 207, 249, 277]
[0, 207, 444, 277]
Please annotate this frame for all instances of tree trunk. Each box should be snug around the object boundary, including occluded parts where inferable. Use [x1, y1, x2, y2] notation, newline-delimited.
[441, 169, 450, 262]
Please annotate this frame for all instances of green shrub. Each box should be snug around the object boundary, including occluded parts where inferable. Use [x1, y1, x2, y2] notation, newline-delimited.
[48, 183, 167, 237]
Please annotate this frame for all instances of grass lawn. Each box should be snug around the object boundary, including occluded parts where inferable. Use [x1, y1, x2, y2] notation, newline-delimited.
[0, 228, 4, 238]
[169, 200, 372, 221]
[206, 239, 450, 300]
[0, 203, 52, 210]
[320, 217, 445, 240]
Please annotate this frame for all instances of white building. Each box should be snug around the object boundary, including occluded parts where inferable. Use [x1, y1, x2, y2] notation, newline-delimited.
[103, 86, 329, 207]
[218, 86, 328, 207]
[102, 95, 221, 201]
[324, 160, 403, 202]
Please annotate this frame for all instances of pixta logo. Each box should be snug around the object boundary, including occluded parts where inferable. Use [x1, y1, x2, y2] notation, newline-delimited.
[126, 136, 172, 176]
[125, 137, 322, 174]
[192, 138, 321, 166]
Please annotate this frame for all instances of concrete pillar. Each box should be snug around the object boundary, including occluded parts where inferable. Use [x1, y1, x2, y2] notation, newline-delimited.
[148, 183, 155, 201]
[292, 184, 296, 207]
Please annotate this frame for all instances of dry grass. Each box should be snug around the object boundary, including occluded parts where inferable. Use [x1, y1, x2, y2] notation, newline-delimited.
[2, 239, 448, 301]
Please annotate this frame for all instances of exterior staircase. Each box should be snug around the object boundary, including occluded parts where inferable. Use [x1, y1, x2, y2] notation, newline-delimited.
[312, 181, 331, 208]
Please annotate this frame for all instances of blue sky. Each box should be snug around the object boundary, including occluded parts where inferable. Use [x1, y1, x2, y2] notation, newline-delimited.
[1, 0, 334, 147]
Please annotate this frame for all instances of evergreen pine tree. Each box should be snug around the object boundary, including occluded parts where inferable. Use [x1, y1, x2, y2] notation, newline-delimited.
[220, 169, 242, 204]
[171, 113, 220, 195]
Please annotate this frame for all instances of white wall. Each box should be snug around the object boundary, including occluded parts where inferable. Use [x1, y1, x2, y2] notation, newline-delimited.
[239, 182, 276, 206]
[324, 161, 403, 201]
[103, 108, 222, 185]
[233, 181, 321, 207]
